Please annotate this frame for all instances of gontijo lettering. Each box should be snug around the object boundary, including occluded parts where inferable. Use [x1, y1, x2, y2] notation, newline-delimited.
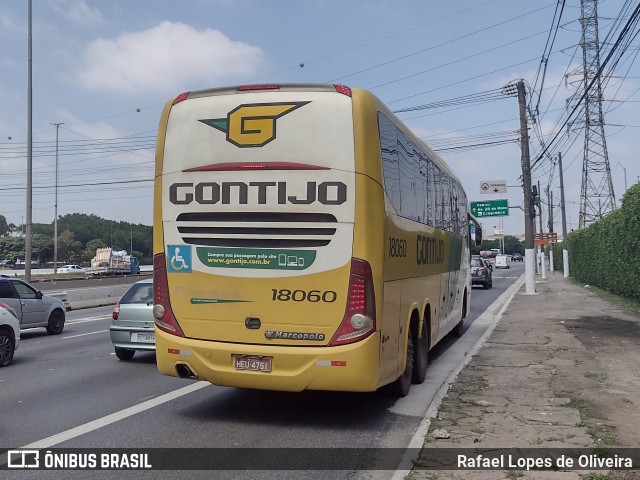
[169, 181, 347, 206]
[416, 235, 445, 265]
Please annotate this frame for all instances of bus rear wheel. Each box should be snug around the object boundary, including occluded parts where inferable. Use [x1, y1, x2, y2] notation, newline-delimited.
[412, 319, 429, 384]
[389, 332, 414, 397]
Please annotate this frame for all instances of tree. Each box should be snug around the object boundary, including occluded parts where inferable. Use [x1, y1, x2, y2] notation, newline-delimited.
[503, 235, 524, 255]
[0, 215, 9, 237]
[32, 223, 53, 237]
[58, 230, 77, 262]
[32, 235, 54, 262]
[66, 241, 86, 264]
[6, 213, 153, 264]
[0, 236, 24, 261]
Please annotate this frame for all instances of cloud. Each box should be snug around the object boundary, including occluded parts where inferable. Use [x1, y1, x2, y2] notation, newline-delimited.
[0, 5, 21, 33]
[75, 22, 264, 95]
[63, 0, 104, 24]
[47, 0, 103, 24]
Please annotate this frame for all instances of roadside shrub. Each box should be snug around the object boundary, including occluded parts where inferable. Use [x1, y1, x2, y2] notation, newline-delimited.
[565, 184, 640, 300]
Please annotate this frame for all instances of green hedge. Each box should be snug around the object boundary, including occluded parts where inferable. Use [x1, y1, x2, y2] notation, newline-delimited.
[551, 241, 563, 272]
[562, 183, 640, 300]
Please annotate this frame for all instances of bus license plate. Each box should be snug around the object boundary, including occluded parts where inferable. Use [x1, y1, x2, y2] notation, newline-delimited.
[234, 355, 272, 372]
[131, 332, 155, 343]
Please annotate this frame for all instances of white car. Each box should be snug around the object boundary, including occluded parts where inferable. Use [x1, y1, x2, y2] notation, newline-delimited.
[58, 264, 85, 273]
[0, 302, 20, 367]
[495, 254, 511, 269]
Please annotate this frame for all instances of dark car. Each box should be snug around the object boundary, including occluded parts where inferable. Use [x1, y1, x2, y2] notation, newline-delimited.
[471, 257, 492, 289]
[511, 253, 523, 262]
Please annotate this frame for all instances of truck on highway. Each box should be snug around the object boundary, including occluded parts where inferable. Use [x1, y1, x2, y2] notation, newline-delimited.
[85, 248, 140, 276]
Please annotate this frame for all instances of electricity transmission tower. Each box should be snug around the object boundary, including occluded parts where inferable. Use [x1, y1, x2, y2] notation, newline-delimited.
[577, 0, 616, 228]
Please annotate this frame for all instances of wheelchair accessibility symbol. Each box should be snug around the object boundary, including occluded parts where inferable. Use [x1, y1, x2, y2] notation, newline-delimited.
[168, 245, 192, 273]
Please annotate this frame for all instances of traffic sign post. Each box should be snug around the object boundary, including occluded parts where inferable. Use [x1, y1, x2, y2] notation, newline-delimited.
[534, 232, 558, 244]
[479, 180, 507, 194]
[470, 199, 509, 217]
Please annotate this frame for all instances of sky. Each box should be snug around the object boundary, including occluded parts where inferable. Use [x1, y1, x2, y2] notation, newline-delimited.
[1, 0, 638, 236]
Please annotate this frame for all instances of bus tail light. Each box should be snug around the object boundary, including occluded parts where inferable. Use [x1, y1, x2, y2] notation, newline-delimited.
[172, 92, 190, 105]
[329, 258, 376, 346]
[153, 253, 184, 337]
[334, 84, 352, 97]
[112, 302, 120, 320]
[237, 84, 280, 91]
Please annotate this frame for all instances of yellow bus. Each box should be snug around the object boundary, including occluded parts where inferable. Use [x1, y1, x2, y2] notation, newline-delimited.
[152, 83, 482, 396]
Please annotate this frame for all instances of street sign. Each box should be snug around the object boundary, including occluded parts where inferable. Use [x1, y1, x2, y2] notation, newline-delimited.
[534, 232, 558, 243]
[470, 199, 509, 217]
[479, 180, 507, 194]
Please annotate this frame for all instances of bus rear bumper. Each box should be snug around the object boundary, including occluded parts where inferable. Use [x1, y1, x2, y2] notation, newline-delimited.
[155, 329, 382, 392]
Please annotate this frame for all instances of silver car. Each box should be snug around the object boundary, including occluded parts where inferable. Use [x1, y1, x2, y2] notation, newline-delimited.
[0, 276, 66, 334]
[110, 279, 155, 360]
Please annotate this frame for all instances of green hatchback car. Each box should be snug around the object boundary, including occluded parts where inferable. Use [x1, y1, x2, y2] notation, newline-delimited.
[110, 279, 155, 360]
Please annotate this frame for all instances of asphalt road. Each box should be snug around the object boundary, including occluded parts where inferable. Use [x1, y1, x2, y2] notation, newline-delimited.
[1, 264, 523, 480]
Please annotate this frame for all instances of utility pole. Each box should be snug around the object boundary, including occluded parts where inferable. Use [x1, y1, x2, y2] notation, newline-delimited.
[617, 162, 627, 193]
[52, 122, 64, 274]
[558, 152, 570, 277]
[517, 80, 536, 294]
[538, 181, 544, 237]
[547, 189, 554, 233]
[25, 0, 33, 282]
[538, 180, 546, 279]
[548, 189, 554, 272]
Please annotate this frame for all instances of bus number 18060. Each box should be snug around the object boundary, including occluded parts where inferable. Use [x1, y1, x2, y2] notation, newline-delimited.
[271, 289, 337, 303]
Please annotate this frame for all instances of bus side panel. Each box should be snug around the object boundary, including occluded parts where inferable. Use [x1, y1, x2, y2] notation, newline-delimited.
[153, 99, 174, 257]
[351, 89, 389, 389]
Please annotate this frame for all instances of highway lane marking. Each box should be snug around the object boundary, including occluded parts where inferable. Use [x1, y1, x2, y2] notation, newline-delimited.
[70, 314, 112, 320]
[62, 330, 109, 339]
[0, 381, 210, 460]
[67, 315, 112, 324]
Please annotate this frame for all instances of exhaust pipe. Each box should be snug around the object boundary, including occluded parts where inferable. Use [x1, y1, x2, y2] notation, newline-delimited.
[175, 363, 196, 379]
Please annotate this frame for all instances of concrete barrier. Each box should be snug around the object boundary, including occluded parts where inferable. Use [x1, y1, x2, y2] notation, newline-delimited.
[50, 284, 135, 310]
[47, 291, 70, 310]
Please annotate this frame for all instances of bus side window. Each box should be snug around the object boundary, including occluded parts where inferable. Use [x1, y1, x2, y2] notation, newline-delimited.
[379, 114, 401, 214]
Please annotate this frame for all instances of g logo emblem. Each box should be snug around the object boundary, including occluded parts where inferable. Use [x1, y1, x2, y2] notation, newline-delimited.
[200, 102, 310, 148]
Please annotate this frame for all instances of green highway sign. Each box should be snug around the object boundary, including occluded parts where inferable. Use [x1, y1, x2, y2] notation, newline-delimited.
[470, 199, 509, 217]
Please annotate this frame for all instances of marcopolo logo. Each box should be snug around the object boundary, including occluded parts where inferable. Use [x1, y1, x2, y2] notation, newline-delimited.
[264, 330, 325, 341]
[199, 102, 310, 148]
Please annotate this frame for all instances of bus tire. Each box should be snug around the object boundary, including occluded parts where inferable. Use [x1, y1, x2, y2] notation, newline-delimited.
[389, 331, 413, 397]
[453, 293, 466, 337]
[412, 318, 428, 384]
[453, 318, 464, 337]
